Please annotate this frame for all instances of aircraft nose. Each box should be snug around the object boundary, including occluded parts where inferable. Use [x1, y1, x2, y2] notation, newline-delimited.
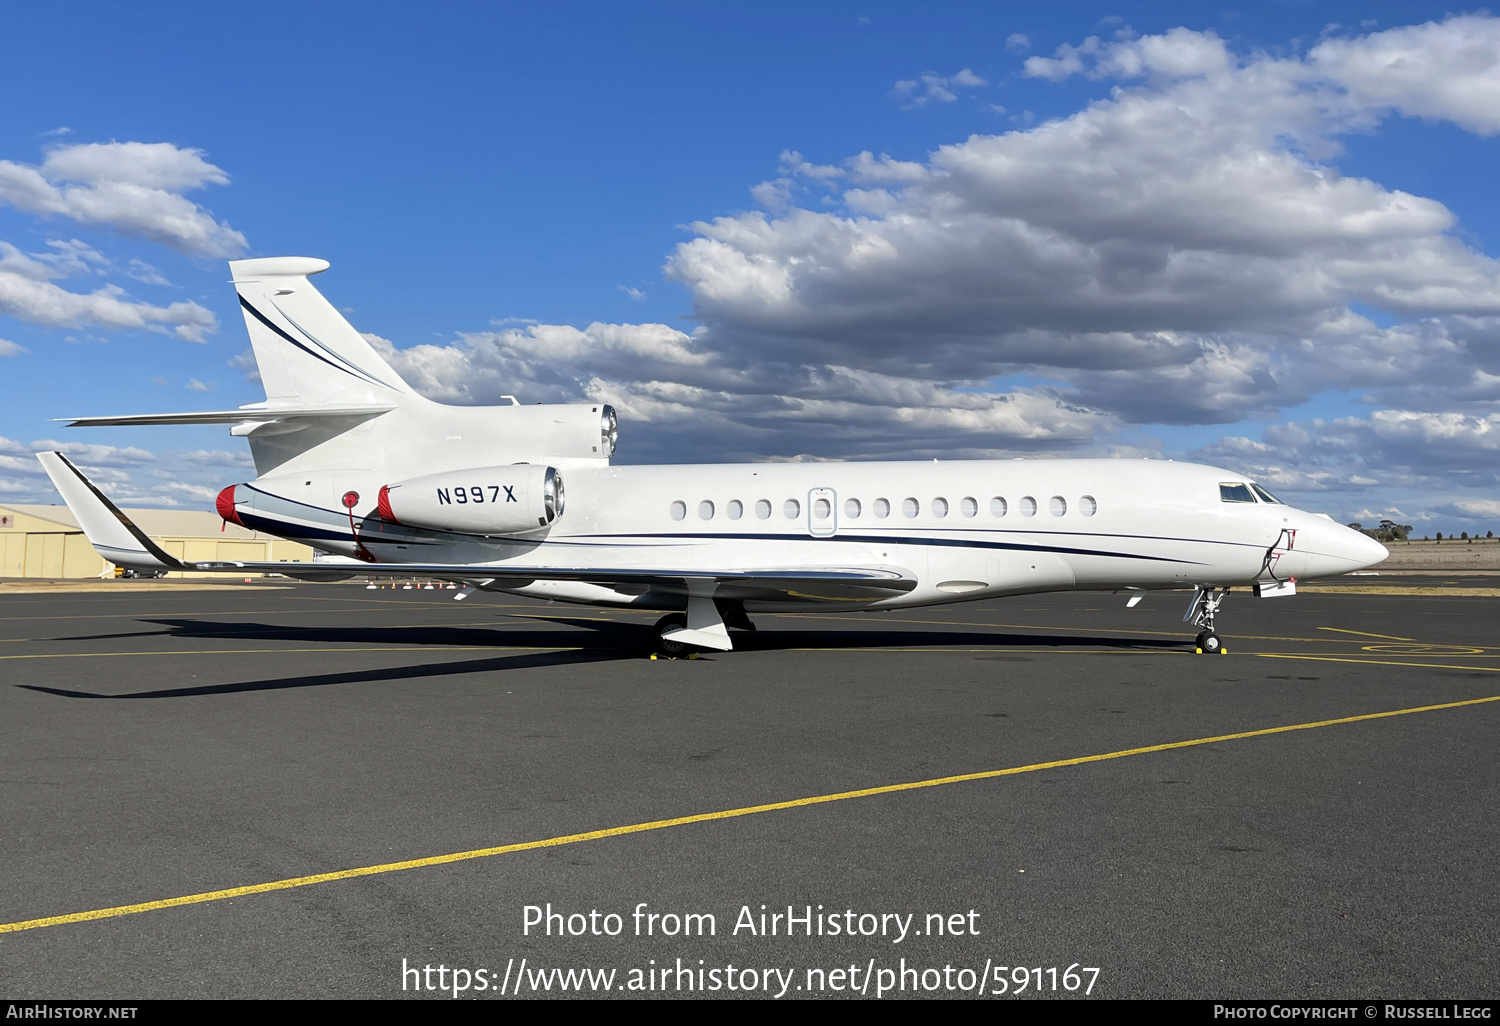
[1349, 530, 1389, 569]
[1297, 520, 1388, 578]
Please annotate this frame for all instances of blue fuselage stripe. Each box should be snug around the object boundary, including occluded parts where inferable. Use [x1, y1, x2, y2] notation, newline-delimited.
[240, 500, 1210, 566]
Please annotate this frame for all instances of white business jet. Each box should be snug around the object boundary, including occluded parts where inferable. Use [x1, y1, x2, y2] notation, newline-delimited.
[38, 257, 1387, 655]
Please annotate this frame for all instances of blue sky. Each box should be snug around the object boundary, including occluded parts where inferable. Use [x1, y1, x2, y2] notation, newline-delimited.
[2, 2, 1498, 533]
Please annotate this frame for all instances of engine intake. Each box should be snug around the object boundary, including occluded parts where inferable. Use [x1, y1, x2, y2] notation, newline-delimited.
[378, 465, 564, 536]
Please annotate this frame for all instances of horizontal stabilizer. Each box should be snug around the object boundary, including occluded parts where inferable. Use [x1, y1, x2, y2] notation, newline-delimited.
[58, 403, 396, 427]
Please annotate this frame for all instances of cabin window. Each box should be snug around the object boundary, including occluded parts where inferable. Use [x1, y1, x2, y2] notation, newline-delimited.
[1049, 495, 1067, 517]
[845, 498, 862, 518]
[755, 499, 772, 519]
[813, 497, 831, 519]
[727, 499, 744, 520]
[932, 497, 949, 518]
[960, 496, 978, 517]
[669, 501, 687, 521]
[1020, 496, 1037, 517]
[698, 500, 715, 520]
[1250, 483, 1282, 504]
[784, 498, 801, 519]
[902, 497, 919, 518]
[1220, 483, 1256, 503]
[990, 496, 1008, 517]
[1080, 495, 1098, 516]
[874, 498, 891, 518]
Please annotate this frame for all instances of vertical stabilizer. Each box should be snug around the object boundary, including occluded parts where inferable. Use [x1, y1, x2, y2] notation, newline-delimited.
[229, 257, 414, 407]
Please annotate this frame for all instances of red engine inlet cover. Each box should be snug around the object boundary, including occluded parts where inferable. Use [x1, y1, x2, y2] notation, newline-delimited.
[216, 485, 242, 526]
[377, 485, 398, 523]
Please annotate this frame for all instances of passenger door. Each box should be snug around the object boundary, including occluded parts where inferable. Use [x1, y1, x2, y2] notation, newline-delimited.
[807, 488, 837, 538]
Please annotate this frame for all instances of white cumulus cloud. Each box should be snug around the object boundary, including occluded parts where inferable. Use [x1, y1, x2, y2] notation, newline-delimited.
[659, 15, 1500, 440]
[0, 245, 218, 343]
[892, 69, 988, 108]
[1308, 15, 1500, 135]
[0, 141, 246, 257]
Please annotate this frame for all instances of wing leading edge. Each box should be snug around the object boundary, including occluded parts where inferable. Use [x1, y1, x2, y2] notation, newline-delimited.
[55, 403, 396, 428]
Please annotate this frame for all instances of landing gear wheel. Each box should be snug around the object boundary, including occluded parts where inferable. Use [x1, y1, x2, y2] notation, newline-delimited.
[654, 613, 689, 656]
[1195, 631, 1224, 655]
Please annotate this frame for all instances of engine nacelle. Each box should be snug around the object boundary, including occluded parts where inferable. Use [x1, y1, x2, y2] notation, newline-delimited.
[378, 465, 565, 536]
[469, 402, 617, 460]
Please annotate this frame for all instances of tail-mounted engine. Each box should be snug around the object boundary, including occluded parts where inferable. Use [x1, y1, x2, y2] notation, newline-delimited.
[471, 403, 616, 461]
[378, 465, 565, 536]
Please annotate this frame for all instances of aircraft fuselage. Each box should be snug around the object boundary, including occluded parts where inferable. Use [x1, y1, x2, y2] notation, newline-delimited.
[227, 457, 1385, 612]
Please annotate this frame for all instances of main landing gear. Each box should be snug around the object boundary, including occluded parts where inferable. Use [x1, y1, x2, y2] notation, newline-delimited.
[653, 613, 690, 656]
[1184, 585, 1229, 655]
[652, 600, 756, 656]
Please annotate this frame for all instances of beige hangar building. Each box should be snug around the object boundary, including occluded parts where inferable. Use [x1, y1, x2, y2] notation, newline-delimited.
[0, 503, 313, 579]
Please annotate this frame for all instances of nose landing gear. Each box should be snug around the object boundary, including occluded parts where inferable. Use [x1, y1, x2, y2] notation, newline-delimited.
[1184, 586, 1229, 655]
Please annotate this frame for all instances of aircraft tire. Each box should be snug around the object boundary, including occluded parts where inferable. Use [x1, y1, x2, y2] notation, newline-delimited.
[1195, 630, 1224, 655]
[654, 613, 689, 655]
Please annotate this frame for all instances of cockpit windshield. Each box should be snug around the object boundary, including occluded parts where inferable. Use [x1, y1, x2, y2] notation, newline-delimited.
[1250, 483, 1282, 504]
[1219, 483, 1255, 503]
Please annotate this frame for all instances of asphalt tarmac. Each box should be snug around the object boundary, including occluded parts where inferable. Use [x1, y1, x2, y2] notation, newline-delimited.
[1, 581, 1496, 1000]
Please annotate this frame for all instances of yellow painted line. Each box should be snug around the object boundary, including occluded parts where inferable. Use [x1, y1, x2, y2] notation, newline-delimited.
[3, 642, 1490, 663]
[0, 618, 534, 643]
[1303, 587, 1500, 597]
[507, 612, 634, 624]
[768, 612, 1430, 647]
[1255, 654, 1500, 672]
[1257, 650, 1496, 659]
[311, 617, 550, 631]
[0, 604, 453, 622]
[292, 595, 484, 606]
[4, 693, 1496, 936]
[786, 647, 1180, 655]
[1317, 627, 1417, 641]
[783, 648, 1500, 659]
[0, 645, 583, 661]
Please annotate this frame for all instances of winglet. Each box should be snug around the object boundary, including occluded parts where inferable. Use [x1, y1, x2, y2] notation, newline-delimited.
[34, 452, 186, 572]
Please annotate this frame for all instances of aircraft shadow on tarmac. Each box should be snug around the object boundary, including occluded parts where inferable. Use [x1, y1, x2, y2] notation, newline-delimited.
[22, 615, 1183, 700]
[56, 613, 1185, 654]
[17, 648, 620, 700]
[522, 615, 1186, 655]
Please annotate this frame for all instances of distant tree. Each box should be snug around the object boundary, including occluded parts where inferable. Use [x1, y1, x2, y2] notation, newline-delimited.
[1462, 531, 1470, 540]
[1376, 519, 1411, 542]
[1489, 530, 1494, 539]
[1436, 533, 1443, 542]
[1348, 522, 1363, 531]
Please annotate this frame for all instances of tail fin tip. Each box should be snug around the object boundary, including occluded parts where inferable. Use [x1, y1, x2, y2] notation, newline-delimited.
[230, 256, 331, 281]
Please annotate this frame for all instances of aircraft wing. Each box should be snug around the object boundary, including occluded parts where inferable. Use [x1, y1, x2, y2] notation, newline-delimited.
[35, 452, 916, 601]
[194, 561, 914, 602]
